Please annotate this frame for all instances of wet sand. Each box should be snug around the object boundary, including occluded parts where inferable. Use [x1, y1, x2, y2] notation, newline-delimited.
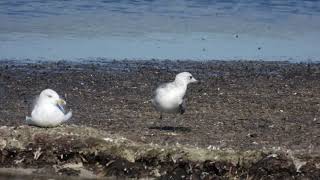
[0, 60, 320, 178]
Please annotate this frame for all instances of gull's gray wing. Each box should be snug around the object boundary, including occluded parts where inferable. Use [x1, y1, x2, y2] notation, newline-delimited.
[56, 103, 67, 114]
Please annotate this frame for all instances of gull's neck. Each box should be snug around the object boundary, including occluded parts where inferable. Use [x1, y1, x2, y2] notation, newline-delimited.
[173, 80, 188, 90]
[172, 80, 188, 99]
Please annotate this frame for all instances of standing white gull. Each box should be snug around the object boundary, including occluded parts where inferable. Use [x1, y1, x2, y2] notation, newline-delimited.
[151, 72, 198, 125]
[26, 89, 72, 127]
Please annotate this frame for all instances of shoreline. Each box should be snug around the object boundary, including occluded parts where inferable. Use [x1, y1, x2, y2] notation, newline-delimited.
[1, 58, 320, 64]
[0, 59, 320, 178]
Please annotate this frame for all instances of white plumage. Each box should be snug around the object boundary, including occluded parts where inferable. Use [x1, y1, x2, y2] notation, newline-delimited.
[152, 72, 198, 119]
[26, 89, 72, 127]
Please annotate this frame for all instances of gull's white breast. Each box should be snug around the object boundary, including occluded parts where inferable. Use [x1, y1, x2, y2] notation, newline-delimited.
[31, 103, 66, 127]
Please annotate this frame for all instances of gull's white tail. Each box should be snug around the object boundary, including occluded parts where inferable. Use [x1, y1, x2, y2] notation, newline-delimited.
[25, 116, 35, 125]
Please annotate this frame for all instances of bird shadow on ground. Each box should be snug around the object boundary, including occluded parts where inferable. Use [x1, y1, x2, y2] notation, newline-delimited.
[148, 126, 191, 132]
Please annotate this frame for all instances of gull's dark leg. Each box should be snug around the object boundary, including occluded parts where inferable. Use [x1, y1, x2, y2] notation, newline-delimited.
[173, 117, 177, 131]
[158, 113, 163, 130]
[177, 103, 186, 131]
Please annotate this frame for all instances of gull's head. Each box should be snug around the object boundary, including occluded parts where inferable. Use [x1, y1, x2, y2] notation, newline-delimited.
[39, 89, 66, 106]
[174, 72, 198, 85]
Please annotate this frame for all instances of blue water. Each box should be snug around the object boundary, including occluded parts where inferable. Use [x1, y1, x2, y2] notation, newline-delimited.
[0, 0, 320, 61]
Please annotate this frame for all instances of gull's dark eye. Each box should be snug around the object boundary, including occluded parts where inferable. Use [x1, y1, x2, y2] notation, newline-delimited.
[47, 95, 52, 98]
[189, 76, 193, 79]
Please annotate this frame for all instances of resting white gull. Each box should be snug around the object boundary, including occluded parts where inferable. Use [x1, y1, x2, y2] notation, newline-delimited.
[26, 89, 72, 127]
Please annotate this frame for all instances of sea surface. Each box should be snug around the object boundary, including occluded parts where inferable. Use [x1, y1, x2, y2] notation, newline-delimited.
[0, 0, 320, 62]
